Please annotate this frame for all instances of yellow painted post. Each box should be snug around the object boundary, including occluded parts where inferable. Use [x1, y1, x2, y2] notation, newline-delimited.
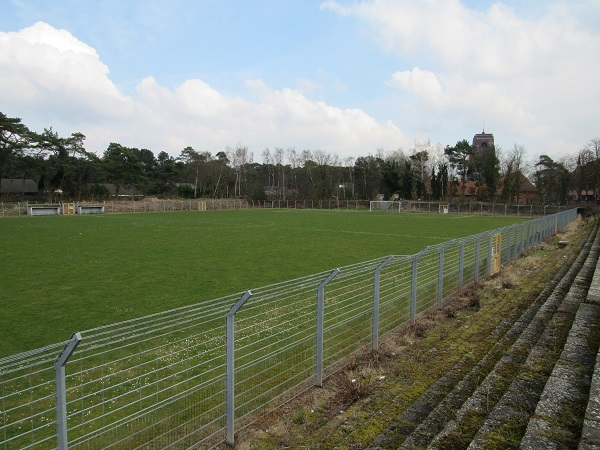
[491, 233, 501, 274]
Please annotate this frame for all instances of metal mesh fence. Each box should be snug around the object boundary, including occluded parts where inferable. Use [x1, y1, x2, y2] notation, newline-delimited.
[0, 343, 68, 449]
[66, 292, 241, 449]
[1, 199, 573, 217]
[0, 208, 578, 449]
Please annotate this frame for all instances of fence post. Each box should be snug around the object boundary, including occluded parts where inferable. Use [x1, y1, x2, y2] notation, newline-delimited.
[542, 216, 547, 241]
[512, 225, 518, 260]
[510, 226, 517, 260]
[517, 224, 523, 255]
[373, 256, 393, 350]
[438, 241, 454, 308]
[459, 240, 466, 290]
[487, 232, 494, 276]
[316, 269, 339, 387]
[411, 248, 428, 322]
[55, 332, 82, 450]
[226, 290, 252, 446]
[506, 227, 512, 265]
[475, 235, 482, 283]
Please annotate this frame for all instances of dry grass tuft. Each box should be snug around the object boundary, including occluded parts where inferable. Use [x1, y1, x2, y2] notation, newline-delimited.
[332, 372, 377, 410]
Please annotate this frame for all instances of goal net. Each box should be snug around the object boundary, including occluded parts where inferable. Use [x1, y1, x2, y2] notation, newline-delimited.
[369, 201, 402, 212]
[439, 203, 450, 214]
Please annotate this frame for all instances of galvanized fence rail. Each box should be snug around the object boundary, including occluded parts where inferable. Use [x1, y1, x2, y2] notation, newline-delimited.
[0, 209, 578, 449]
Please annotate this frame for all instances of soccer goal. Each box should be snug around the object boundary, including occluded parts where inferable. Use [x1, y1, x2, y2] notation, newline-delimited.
[369, 201, 402, 212]
[439, 203, 450, 214]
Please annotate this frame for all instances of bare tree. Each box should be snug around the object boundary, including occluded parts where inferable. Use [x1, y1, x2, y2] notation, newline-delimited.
[287, 147, 299, 198]
[501, 144, 526, 203]
[589, 138, 600, 159]
[343, 156, 355, 199]
[274, 147, 285, 199]
[410, 140, 431, 199]
[226, 144, 252, 197]
[262, 148, 274, 193]
[586, 138, 600, 202]
[573, 147, 594, 202]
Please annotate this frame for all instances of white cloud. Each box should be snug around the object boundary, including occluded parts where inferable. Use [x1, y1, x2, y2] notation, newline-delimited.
[0, 22, 134, 123]
[0, 21, 408, 159]
[322, 0, 600, 158]
[295, 77, 323, 97]
[389, 67, 443, 107]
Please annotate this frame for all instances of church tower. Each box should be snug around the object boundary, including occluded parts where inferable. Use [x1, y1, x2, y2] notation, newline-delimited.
[472, 128, 495, 158]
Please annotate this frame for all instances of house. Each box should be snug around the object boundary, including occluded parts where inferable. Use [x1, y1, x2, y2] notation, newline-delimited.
[569, 188, 599, 203]
[500, 172, 539, 204]
[0, 178, 38, 195]
[448, 180, 480, 201]
[570, 160, 600, 203]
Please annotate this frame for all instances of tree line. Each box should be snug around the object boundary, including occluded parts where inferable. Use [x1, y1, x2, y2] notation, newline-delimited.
[1, 112, 598, 204]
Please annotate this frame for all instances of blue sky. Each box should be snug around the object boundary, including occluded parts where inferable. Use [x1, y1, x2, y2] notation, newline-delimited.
[1, 0, 599, 168]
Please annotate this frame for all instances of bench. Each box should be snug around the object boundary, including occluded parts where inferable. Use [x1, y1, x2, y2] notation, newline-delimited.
[27, 205, 61, 216]
[77, 205, 105, 214]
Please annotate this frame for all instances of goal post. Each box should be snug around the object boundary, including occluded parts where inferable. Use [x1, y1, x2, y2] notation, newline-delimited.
[439, 203, 450, 214]
[369, 201, 402, 212]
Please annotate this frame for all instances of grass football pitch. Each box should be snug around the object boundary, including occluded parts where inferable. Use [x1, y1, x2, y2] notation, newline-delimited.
[0, 209, 527, 357]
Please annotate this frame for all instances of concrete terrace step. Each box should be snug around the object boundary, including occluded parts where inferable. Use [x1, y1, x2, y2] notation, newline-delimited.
[520, 302, 600, 449]
[366, 216, 599, 450]
[423, 221, 599, 450]
[471, 225, 600, 450]
[579, 259, 600, 450]
[580, 342, 600, 449]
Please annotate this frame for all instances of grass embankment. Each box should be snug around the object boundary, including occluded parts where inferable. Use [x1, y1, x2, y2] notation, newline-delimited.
[0, 209, 525, 357]
[234, 215, 589, 449]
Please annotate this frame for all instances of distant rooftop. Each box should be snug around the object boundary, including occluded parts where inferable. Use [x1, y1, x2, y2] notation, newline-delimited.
[1, 178, 38, 194]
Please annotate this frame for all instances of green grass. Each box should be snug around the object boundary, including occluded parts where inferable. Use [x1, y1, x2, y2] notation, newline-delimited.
[0, 209, 526, 357]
